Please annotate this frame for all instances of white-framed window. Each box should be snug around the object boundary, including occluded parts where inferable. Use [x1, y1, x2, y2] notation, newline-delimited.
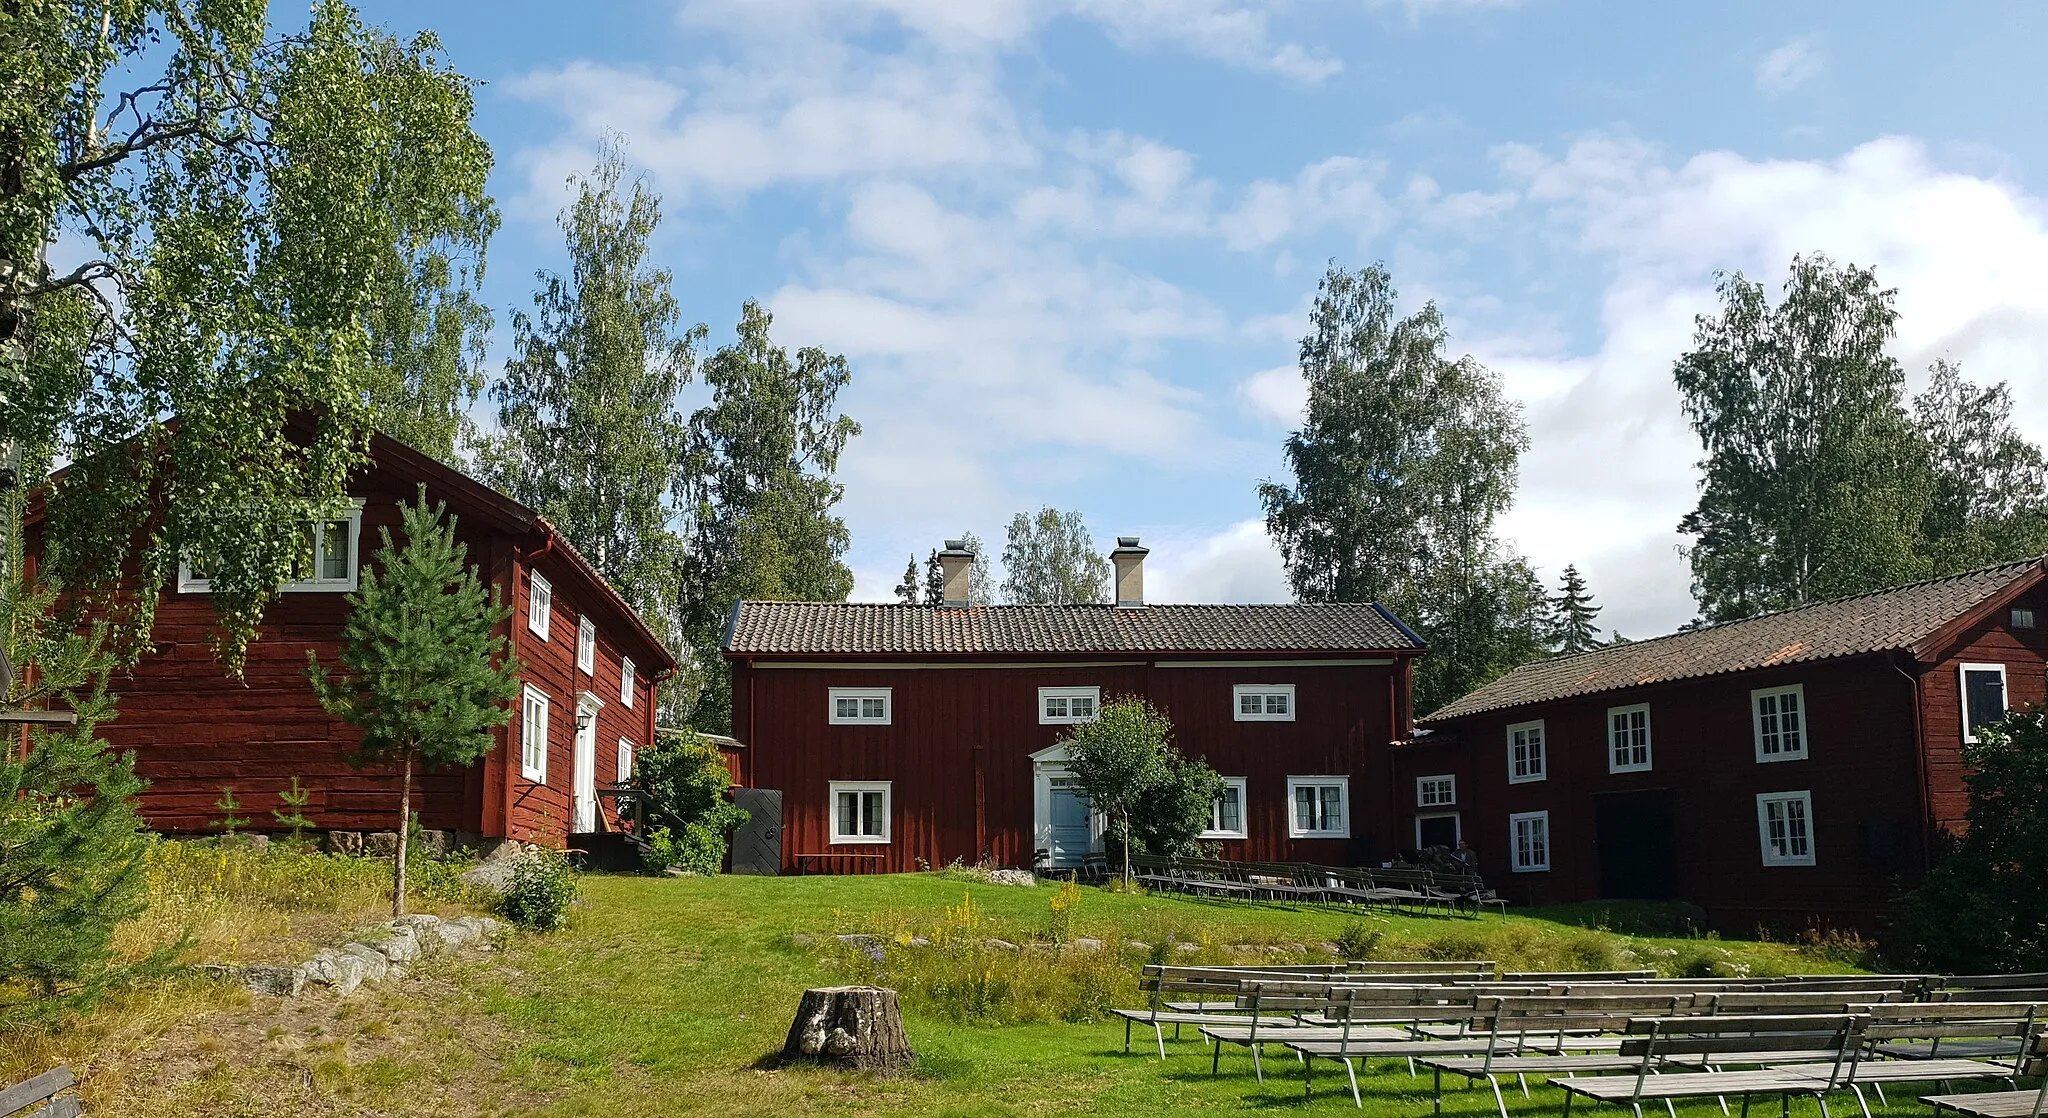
[176, 504, 365, 594]
[1509, 810, 1550, 872]
[829, 781, 891, 844]
[1752, 684, 1807, 762]
[1417, 774, 1456, 807]
[1607, 703, 1652, 773]
[1234, 684, 1296, 721]
[2013, 607, 2037, 630]
[829, 687, 891, 725]
[520, 685, 550, 783]
[1202, 776, 1248, 839]
[1756, 790, 1815, 867]
[1286, 776, 1348, 838]
[1507, 720, 1547, 783]
[617, 737, 634, 784]
[577, 617, 596, 675]
[528, 572, 552, 640]
[620, 657, 635, 708]
[1960, 663, 2009, 744]
[1038, 686, 1100, 724]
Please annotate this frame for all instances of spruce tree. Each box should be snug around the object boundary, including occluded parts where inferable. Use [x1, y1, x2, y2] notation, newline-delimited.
[308, 488, 520, 916]
[893, 556, 923, 604]
[1548, 565, 1604, 654]
[924, 549, 945, 604]
[0, 577, 149, 1025]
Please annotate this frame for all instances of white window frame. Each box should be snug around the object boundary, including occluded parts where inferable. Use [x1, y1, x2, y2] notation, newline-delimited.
[577, 617, 597, 675]
[1201, 776, 1248, 839]
[176, 503, 365, 594]
[1038, 686, 1101, 725]
[1756, 790, 1816, 867]
[1234, 683, 1297, 722]
[528, 572, 552, 640]
[1416, 811, 1462, 848]
[829, 780, 891, 844]
[1286, 775, 1349, 838]
[1416, 774, 1457, 807]
[1507, 720, 1547, 784]
[1751, 684, 1808, 763]
[616, 737, 634, 784]
[1607, 703, 1653, 773]
[828, 687, 891, 726]
[1959, 662, 2009, 744]
[520, 685, 550, 784]
[620, 656, 635, 708]
[1509, 810, 1550, 873]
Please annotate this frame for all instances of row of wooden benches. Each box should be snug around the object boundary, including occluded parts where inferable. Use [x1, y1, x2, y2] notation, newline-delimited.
[1124, 854, 1509, 915]
[1109, 964, 2048, 1116]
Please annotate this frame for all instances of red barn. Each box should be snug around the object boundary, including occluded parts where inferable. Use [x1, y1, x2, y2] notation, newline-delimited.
[1399, 557, 2048, 934]
[26, 430, 675, 848]
[722, 540, 1428, 873]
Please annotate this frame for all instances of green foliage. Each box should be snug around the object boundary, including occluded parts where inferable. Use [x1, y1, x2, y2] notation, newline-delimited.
[1046, 880, 1083, 945]
[923, 532, 992, 607]
[679, 300, 861, 730]
[272, 778, 315, 845]
[501, 847, 578, 931]
[10, 0, 494, 671]
[1333, 920, 1384, 960]
[1000, 508, 1107, 604]
[1913, 360, 2048, 572]
[307, 487, 519, 914]
[1548, 565, 1603, 654]
[1061, 697, 1220, 876]
[1895, 709, 2048, 972]
[893, 555, 923, 604]
[643, 824, 729, 876]
[476, 142, 699, 686]
[210, 787, 248, 836]
[1260, 262, 1544, 713]
[0, 577, 151, 1025]
[631, 729, 748, 857]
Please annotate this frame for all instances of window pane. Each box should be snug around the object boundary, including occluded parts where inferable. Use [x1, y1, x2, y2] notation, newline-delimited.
[319, 520, 350, 580]
[1294, 787, 1314, 831]
[1073, 695, 1094, 718]
[1242, 694, 1261, 715]
[1320, 786, 1343, 831]
[836, 698, 858, 718]
[1045, 696, 1067, 718]
[862, 698, 885, 718]
[1267, 694, 1288, 715]
[1965, 670, 2007, 732]
[862, 792, 883, 837]
[837, 792, 856, 836]
[1217, 787, 1241, 832]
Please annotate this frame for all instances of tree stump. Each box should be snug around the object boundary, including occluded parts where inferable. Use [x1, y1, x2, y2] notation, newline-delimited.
[780, 985, 914, 1070]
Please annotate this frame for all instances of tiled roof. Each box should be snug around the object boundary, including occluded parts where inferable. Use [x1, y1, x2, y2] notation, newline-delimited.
[1423, 557, 2045, 723]
[722, 601, 1425, 656]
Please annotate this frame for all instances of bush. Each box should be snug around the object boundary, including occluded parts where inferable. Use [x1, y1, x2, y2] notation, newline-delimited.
[500, 847, 578, 931]
[631, 730, 747, 873]
[1332, 920, 1383, 960]
[643, 823, 728, 876]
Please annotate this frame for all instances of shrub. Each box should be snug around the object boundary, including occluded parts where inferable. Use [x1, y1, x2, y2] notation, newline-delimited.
[643, 823, 728, 876]
[500, 848, 578, 931]
[1332, 920, 1383, 960]
[1047, 880, 1082, 945]
[631, 730, 747, 873]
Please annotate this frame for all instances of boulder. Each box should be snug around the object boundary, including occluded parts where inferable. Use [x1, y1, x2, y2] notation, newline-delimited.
[329, 952, 366, 995]
[341, 943, 391, 982]
[363, 832, 400, 858]
[378, 928, 422, 963]
[983, 938, 1020, 952]
[414, 829, 451, 858]
[243, 964, 305, 997]
[1070, 937, 1105, 952]
[432, 922, 477, 951]
[985, 869, 1036, 887]
[1174, 941, 1201, 954]
[458, 842, 540, 893]
[324, 831, 364, 856]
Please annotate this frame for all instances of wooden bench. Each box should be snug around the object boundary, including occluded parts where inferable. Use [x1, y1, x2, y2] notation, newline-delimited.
[1548, 1014, 1866, 1118]
[789, 852, 886, 875]
[2, 1066, 81, 1118]
[1418, 994, 1691, 1118]
[1109, 969, 1298, 1057]
[1920, 1038, 2048, 1118]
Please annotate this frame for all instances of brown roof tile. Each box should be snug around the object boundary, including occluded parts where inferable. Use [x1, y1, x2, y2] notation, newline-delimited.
[722, 601, 1425, 656]
[1423, 557, 2046, 723]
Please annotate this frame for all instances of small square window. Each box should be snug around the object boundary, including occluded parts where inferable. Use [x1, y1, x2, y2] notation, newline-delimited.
[578, 617, 597, 675]
[1752, 685, 1807, 762]
[1202, 777, 1248, 839]
[520, 685, 550, 783]
[1417, 775, 1456, 807]
[1507, 720, 1546, 783]
[620, 657, 635, 708]
[1510, 811, 1550, 872]
[528, 573, 552, 640]
[1756, 791, 1815, 866]
[830, 781, 891, 843]
[829, 687, 891, 725]
[1286, 776, 1348, 838]
[2013, 607, 2037, 630]
[1607, 703, 1652, 773]
[1234, 684, 1296, 722]
[1039, 686, 1101, 725]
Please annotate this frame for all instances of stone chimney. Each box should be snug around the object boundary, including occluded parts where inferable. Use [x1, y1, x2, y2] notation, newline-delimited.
[1110, 536, 1149, 608]
[937, 539, 975, 608]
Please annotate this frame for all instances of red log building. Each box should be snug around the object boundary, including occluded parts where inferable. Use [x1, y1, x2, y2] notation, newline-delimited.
[723, 540, 1428, 872]
[26, 431, 675, 846]
[1397, 558, 2048, 933]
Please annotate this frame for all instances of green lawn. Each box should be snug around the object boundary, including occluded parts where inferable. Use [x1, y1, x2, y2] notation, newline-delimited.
[29, 869, 1910, 1117]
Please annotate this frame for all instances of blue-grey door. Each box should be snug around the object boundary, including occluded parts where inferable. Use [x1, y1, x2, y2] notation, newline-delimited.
[1047, 779, 1093, 867]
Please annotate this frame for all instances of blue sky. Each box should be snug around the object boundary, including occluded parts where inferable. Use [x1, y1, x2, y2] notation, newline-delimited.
[352, 0, 2048, 637]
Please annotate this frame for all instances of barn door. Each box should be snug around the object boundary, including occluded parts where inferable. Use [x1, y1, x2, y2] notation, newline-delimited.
[1595, 791, 1677, 899]
[730, 788, 783, 875]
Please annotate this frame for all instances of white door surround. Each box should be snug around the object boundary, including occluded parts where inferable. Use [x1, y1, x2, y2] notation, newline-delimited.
[1030, 743, 1101, 867]
[572, 691, 603, 833]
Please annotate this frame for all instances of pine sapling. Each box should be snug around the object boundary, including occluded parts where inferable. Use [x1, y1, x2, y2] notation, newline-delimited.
[211, 786, 248, 836]
[272, 777, 314, 847]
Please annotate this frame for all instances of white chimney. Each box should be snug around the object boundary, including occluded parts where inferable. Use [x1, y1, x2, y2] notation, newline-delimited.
[937, 540, 975, 608]
[1110, 536, 1148, 608]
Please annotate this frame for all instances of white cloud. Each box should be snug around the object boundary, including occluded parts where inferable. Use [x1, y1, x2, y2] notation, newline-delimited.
[1220, 156, 1393, 250]
[1237, 363, 1306, 426]
[1073, 0, 1342, 82]
[1756, 36, 1824, 93]
[1143, 519, 1292, 603]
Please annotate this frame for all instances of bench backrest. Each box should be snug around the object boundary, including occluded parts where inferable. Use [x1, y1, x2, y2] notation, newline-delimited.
[1856, 1002, 2040, 1053]
[1617, 1014, 1864, 1061]
[1500, 970, 1657, 982]
[1706, 991, 1903, 1014]
[1, 1066, 79, 1118]
[1491, 994, 1690, 1034]
[1933, 987, 2048, 1003]
[1346, 960, 1495, 974]
[1939, 973, 2048, 990]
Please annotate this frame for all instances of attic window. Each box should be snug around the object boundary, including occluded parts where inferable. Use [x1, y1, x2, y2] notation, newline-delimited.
[2013, 607, 2037, 630]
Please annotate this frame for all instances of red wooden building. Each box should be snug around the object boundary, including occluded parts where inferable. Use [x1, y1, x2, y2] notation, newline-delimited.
[722, 540, 1428, 873]
[26, 431, 674, 847]
[1400, 557, 2048, 933]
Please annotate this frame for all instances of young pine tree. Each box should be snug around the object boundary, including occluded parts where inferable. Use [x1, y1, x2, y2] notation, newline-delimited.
[1548, 565, 1604, 654]
[893, 555, 923, 604]
[308, 487, 521, 916]
[0, 578, 150, 1025]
